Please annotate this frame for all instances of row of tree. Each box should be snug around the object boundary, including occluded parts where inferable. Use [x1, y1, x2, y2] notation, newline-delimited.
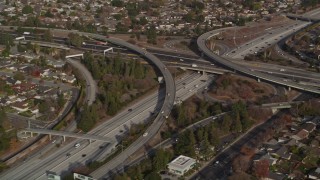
[0, 109, 10, 152]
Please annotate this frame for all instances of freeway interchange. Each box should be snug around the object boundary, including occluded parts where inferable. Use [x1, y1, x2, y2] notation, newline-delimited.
[1, 12, 320, 179]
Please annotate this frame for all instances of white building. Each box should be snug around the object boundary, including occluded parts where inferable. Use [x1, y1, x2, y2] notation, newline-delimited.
[167, 155, 196, 176]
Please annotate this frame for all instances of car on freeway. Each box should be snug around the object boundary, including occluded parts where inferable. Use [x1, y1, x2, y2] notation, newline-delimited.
[128, 108, 132, 112]
[74, 143, 80, 148]
[143, 132, 148, 137]
[66, 153, 71, 157]
[280, 69, 285, 72]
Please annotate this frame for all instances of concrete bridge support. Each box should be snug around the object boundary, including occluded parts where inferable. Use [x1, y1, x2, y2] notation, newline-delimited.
[257, 78, 260, 83]
[288, 86, 291, 91]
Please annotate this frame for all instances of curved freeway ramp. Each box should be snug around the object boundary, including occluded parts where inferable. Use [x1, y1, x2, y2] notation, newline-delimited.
[0, 26, 176, 179]
[83, 34, 176, 179]
[197, 30, 320, 94]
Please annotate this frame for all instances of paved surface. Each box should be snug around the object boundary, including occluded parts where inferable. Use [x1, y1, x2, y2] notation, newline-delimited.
[18, 40, 70, 50]
[66, 58, 97, 105]
[0, 26, 176, 179]
[192, 110, 287, 180]
[18, 128, 114, 143]
[225, 20, 311, 59]
[197, 25, 320, 94]
[0, 73, 209, 180]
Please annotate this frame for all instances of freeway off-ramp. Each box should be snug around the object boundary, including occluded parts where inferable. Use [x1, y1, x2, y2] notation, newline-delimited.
[66, 58, 97, 105]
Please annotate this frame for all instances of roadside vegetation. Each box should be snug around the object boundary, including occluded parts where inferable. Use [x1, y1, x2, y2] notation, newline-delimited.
[77, 52, 158, 132]
[111, 95, 272, 180]
[208, 74, 276, 104]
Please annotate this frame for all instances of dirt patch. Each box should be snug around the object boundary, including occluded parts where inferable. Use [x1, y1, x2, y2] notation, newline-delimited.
[221, 16, 292, 49]
[208, 74, 276, 103]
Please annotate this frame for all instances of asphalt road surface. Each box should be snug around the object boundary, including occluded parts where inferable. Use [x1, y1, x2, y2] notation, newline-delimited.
[192, 111, 286, 180]
[0, 73, 210, 180]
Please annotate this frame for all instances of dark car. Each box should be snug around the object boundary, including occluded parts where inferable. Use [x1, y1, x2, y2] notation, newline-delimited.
[128, 109, 132, 112]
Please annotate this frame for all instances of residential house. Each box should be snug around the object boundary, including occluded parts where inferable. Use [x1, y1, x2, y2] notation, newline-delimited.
[308, 167, 320, 180]
[264, 138, 281, 151]
[271, 146, 291, 160]
[292, 129, 309, 141]
[301, 122, 316, 133]
[6, 77, 21, 85]
[47, 60, 65, 68]
[11, 83, 37, 94]
[62, 75, 76, 84]
[11, 101, 29, 112]
[254, 153, 277, 166]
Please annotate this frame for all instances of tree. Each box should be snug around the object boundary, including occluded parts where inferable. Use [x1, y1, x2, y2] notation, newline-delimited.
[17, 42, 27, 53]
[39, 101, 49, 113]
[13, 72, 25, 81]
[209, 126, 220, 147]
[1, 45, 10, 57]
[0, 109, 7, 126]
[111, 0, 125, 7]
[139, 17, 148, 25]
[57, 93, 65, 108]
[146, 25, 157, 44]
[152, 149, 172, 171]
[221, 114, 232, 132]
[22, 5, 33, 14]
[232, 117, 242, 133]
[33, 43, 40, 54]
[77, 104, 98, 132]
[144, 171, 161, 180]
[44, 10, 54, 18]
[24, 16, 41, 27]
[0, 33, 14, 46]
[39, 56, 47, 67]
[43, 29, 53, 42]
[68, 33, 83, 48]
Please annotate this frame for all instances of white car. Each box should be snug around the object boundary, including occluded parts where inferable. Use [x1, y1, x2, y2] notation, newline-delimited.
[143, 132, 148, 137]
[74, 143, 80, 148]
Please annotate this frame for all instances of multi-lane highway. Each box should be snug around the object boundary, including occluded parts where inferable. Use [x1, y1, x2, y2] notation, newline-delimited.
[197, 23, 320, 94]
[193, 111, 288, 180]
[0, 26, 176, 179]
[226, 20, 311, 59]
[0, 73, 209, 180]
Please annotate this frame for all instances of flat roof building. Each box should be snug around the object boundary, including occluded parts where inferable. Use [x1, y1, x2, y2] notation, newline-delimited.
[167, 155, 196, 176]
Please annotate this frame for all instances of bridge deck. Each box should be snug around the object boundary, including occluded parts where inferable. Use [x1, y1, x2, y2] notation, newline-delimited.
[20, 128, 113, 142]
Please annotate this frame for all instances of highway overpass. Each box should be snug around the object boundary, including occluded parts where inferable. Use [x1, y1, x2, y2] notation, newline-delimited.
[176, 66, 230, 75]
[197, 29, 320, 94]
[286, 13, 320, 22]
[0, 25, 176, 179]
[82, 34, 176, 179]
[18, 128, 114, 143]
[17, 40, 70, 50]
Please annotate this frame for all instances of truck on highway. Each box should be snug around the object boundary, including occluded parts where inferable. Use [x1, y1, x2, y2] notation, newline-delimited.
[23, 32, 30, 35]
[191, 64, 198, 67]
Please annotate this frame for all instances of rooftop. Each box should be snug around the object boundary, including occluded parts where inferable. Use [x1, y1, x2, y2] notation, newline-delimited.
[168, 155, 196, 170]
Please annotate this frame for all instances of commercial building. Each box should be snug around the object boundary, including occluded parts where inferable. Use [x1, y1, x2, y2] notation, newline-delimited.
[167, 155, 196, 176]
